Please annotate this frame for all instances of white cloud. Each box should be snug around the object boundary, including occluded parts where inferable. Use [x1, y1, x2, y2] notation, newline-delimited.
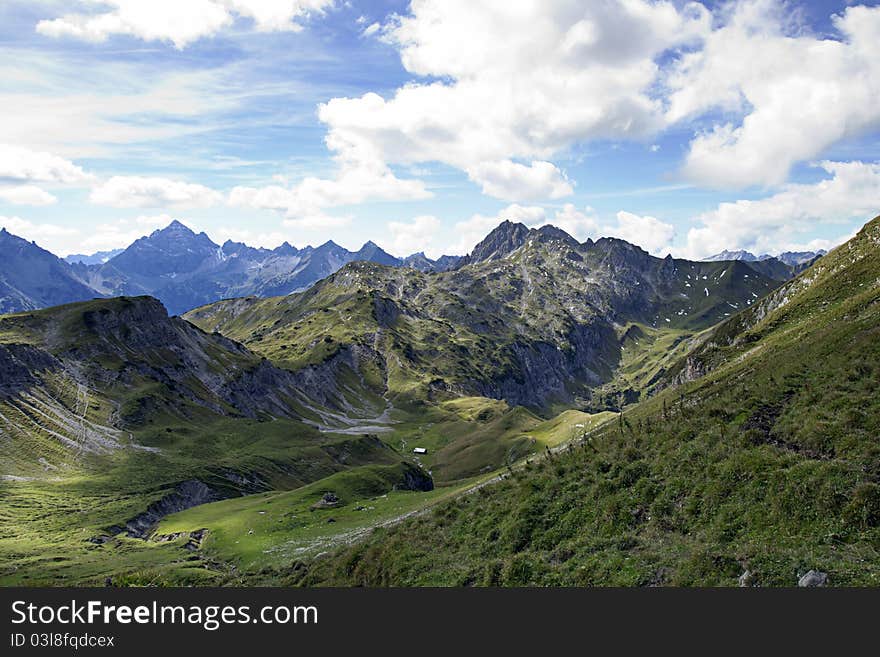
[605, 211, 675, 255]
[362, 22, 381, 38]
[210, 226, 291, 249]
[682, 160, 880, 258]
[37, 0, 335, 49]
[281, 212, 352, 231]
[90, 176, 223, 209]
[466, 160, 573, 201]
[0, 144, 93, 184]
[229, 154, 431, 221]
[667, 1, 880, 188]
[0, 185, 57, 206]
[381, 215, 442, 258]
[318, 0, 710, 199]
[0, 53, 240, 157]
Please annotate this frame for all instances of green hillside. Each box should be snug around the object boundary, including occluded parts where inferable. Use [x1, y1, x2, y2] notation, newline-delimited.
[286, 216, 880, 586]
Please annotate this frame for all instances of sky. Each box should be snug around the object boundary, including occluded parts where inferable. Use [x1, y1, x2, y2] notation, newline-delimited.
[0, 0, 878, 260]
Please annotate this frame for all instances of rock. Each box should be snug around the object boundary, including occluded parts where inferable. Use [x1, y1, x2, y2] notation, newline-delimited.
[0, 343, 58, 397]
[398, 463, 434, 492]
[798, 570, 828, 587]
[738, 570, 756, 587]
[311, 491, 341, 509]
[124, 480, 221, 539]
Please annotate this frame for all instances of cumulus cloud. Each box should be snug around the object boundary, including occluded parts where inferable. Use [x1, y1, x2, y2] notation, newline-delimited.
[362, 22, 381, 38]
[0, 185, 57, 206]
[682, 161, 880, 258]
[604, 211, 675, 255]
[90, 176, 223, 209]
[37, 0, 335, 49]
[0, 144, 93, 184]
[318, 0, 710, 201]
[229, 154, 431, 223]
[466, 160, 573, 201]
[315, 1, 880, 197]
[667, 1, 880, 188]
[381, 215, 442, 258]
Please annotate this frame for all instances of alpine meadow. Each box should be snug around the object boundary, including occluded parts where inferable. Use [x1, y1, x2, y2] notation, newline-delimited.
[1, 0, 879, 590]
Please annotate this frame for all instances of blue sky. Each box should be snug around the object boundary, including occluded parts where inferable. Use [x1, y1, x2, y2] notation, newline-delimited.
[0, 0, 878, 259]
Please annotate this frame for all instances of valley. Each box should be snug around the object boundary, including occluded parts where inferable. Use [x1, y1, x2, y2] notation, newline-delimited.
[0, 216, 876, 586]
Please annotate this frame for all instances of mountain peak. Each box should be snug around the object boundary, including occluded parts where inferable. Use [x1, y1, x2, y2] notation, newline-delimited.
[355, 240, 401, 266]
[458, 220, 531, 266]
[705, 249, 759, 262]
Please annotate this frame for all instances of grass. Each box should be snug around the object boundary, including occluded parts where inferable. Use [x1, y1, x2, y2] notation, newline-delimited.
[278, 217, 880, 587]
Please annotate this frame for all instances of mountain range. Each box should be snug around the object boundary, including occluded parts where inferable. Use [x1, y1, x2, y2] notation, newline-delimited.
[705, 248, 826, 266]
[2, 220, 819, 318]
[1, 214, 876, 587]
[1, 221, 461, 316]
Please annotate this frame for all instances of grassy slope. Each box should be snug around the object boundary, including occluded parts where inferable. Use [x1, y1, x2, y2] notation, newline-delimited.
[288, 217, 880, 587]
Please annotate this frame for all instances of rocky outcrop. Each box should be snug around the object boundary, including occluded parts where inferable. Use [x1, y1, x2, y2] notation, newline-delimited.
[123, 480, 222, 538]
[0, 343, 57, 397]
[456, 220, 531, 267]
[397, 462, 434, 492]
[467, 323, 617, 409]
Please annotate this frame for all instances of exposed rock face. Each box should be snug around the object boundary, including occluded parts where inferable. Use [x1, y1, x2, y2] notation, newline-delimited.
[456, 220, 531, 266]
[738, 570, 757, 587]
[397, 462, 434, 492]
[672, 356, 707, 386]
[468, 325, 616, 408]
[0, 343, 58, 397]
[124, 480, 221, 538]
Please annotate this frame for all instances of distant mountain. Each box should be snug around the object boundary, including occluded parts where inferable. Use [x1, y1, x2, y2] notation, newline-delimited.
[705, 248, 825, 266]
[2, 217, 816, 318]
[0, 228, 101, 314]
[66, 221, 461, 315]
[64, 249, 123, 265]
[402, 252, 461, 272]
[704, 249, 761, 262]
[776, 250, 827, 266]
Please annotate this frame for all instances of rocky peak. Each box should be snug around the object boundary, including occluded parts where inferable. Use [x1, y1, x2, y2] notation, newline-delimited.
[533, 224, 581, 248]
[354, 241, 401, 266]
[105, 221, 220, 278]
[273, 241, 299, 256]
[457, 220, 531, 267]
